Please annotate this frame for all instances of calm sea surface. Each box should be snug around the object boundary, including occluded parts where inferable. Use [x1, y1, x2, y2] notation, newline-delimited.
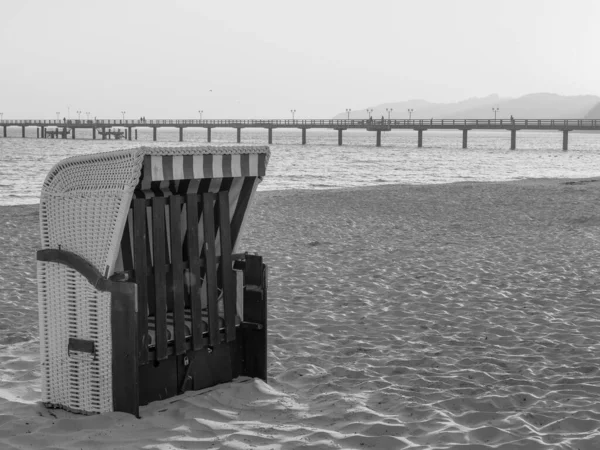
[1, 127, 600, 206]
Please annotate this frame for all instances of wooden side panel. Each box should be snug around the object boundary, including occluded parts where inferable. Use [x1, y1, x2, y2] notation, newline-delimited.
[133, 199, 149, 364]
[218, 191, 236, 342]
[202, 193, 220, 346]
[190, 344, 233, 391]
[230, 327, 245, 379]
[242, 255, 268, 382]
[170, 195, 186, 355]
[186, 193, 204, 350]
[138, 356, 178, 406]
[152, 196, 168, 361]
[111, 282, 139, 417]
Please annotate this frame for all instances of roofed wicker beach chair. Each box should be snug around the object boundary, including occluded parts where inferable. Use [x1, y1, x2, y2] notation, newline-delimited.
[37, 145, 270, 417]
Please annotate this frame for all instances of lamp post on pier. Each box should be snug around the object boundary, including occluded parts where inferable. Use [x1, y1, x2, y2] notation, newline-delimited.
[77, 110, 82, 120]
[386, 108, 393, 120]
[121, 111, 126, 122]
[367, 108, 373, 119]
[198, 110, 203, 120]
[408, 109, 414, 120]
[56, 112, 60, 122]
[493, 107, 499, 122]
[290, 109, 296, 121]
[346, 108, 351, 120]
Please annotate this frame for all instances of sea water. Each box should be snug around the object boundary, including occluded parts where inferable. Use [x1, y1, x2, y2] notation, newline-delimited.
[1, 127, 600, 205]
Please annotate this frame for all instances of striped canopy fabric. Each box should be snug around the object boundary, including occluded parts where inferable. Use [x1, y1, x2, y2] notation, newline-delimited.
[144, 153, 267, 183]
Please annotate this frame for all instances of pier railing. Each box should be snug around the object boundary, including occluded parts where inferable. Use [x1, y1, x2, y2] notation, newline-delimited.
[1, 118, 600, 128]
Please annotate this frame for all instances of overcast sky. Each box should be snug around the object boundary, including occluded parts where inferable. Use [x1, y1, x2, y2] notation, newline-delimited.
[2, 0, 599, 119]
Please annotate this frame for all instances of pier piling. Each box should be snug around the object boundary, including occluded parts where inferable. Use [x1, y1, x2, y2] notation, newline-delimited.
[418, 130, 423, 148]
[462, 129, 468, 149]
[37, 128, 39, 138]
[338, 129, 343, 146]
[376, 130, 381, 147]
[563, 130, 569, 151]
[207, 128, 211, 143]
[135, 129, 138, 140]
[3, 126, 6, 138]
[179, 127, 183, 142]
[510, 129, 516, 150]
[302, 128, 306, 145]
[128, 127, 132, 141]
[92, 128, 96, 140]
[72, 128, 76, 139]
[153, 127, 157, 141]
[102, 127, 106, 140]
[268, 128, 272, 144]
[22, 126, 25, 138]
[237, 128, 241, 143]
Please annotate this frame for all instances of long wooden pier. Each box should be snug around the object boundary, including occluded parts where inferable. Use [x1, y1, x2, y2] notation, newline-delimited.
[1, 118, 599, 150]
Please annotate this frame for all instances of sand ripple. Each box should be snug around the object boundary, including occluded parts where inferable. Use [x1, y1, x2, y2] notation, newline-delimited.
[247, 179, 600, 448]
[2, 178, 600, 448]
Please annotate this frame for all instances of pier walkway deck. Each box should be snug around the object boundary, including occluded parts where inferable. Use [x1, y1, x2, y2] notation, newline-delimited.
[2, 118, 599, 150]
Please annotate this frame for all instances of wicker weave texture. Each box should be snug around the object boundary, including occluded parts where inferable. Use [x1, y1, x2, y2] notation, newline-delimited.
[38, 261, 113, 414]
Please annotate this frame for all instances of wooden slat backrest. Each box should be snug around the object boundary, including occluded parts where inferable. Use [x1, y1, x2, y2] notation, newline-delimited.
[152, 196, 168, 361]
[120, 214, 134, 273]
[218, 191, 236, 342]
[202, 192, 220, 346]
[186, 193, 204, 351]
[169, 195, 186, 355]
[230, 177, 257, 245]
[133, 199, 150, 364]
[129, 188, 242, 358]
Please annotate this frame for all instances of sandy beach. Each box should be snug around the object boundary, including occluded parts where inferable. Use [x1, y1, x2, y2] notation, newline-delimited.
[2, 178, 600, 449]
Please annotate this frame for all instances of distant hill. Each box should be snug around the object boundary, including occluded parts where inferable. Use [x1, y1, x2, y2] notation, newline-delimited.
[334, 93, 600, 120]
[584, 101, 600, 119]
